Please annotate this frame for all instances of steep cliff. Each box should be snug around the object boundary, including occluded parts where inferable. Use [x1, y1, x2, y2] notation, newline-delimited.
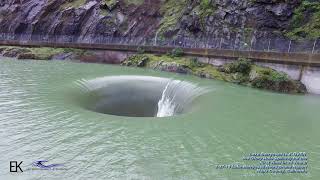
[0, 0, 318, 40]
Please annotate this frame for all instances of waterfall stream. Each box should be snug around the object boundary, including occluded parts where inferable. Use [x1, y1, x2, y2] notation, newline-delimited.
[1, 60, 319, 179]
[156, 80, 210, 117]
[157, 83, 176, 117]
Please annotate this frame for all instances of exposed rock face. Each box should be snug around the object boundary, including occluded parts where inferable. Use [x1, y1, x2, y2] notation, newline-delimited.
[0, 0, 314, 40]
[247, 0, 300, 30]
[173, 0, 302, 41]
[0, 0, 163, 38]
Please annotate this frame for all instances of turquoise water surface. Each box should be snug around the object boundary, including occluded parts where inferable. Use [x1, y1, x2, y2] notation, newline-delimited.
[0, 59, 319, 179]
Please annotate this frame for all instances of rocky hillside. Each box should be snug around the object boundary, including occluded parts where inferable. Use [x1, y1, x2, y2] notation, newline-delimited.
[0, 0, 319, 40]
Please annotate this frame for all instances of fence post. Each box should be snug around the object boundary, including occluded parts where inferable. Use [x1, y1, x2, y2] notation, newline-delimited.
[267, 39, 271, 52]
[231, 38, 234, 50]
[287, 40, 292, 53]
[206, 37, 208, 48]
[219, 38, 223, 49]
[312, 39, 317, 54]
[154, 31, 159, 46]
[250, 41, 252, 51]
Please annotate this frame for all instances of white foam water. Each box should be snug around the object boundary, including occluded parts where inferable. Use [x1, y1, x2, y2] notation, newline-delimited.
[156, 80, 210, 117]
[156, 83, 175, 117]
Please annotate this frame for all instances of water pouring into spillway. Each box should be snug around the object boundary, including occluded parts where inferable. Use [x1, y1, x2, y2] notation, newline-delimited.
[1, 60, 320, 179]
[75, 76, 209, 117]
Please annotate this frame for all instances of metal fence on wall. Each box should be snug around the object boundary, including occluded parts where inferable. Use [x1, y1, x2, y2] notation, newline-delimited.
[0, 33, 319, 54]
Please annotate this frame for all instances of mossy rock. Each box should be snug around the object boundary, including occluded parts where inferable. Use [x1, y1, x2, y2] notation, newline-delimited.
[151, 61, 192, 74]
[170, 48, 184, 57]
[250, 66, 307, 93]
[0, 46, 84, 60]
[122, 55, 149, 67]
[17, 53, 36, 60]
[2, 47, 32, 57]
[220, 58, 253, 75]
[119, 54, 307, 94]
[101, 0, 119, 11]
[0, 47, 7, 53]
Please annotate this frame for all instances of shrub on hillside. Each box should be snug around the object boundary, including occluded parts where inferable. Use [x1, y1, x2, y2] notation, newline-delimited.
[170, 48, 184, 57]
[223, 58, 252, 75]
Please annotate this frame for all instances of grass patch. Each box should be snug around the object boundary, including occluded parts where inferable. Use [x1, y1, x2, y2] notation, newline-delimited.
[122, 54, 306, 94]
[157, 0, 188, 35]
[285, 0, 320, 40]
[61, 0, 87, 9]
[0, 46, 85, 60]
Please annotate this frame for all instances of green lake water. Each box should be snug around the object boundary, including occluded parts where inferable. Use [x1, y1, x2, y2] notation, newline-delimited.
[0, 59, 319, 179]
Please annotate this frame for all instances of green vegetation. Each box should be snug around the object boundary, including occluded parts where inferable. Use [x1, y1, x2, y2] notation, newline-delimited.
[286, 0, 320, 40]
[0, 45, 306, 94]
[60, 0, 216, 37]
[122, 54, 190, 67]
[157, 0, 216, 36]
[189, 57, 202, 69]
[29, 48, 76, 60]
[100, 0, 118, 16]
[170, 48, 184, 57]
[122, 55, 306, 93]
[250, 66, 304, 93]
[60, 0, 143, 10]
[137, 46, 145, 54]
[0, 46, 84, 60]
[199, 0, 215, 16]
[157, 0, 188, 35]
[121, 54, 149, 67]
[123, 0, 144, 6]
[103, 0, 118, 7]
[61, 0, 86, 9]
[101, 0, 144, 10]
[197, 0, 217, 26]
[222, 58, 252, 75]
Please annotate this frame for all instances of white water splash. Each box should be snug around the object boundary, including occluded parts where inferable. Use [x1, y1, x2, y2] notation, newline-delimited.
[157, 83, 176, 117]
[156, 80, 210, 117]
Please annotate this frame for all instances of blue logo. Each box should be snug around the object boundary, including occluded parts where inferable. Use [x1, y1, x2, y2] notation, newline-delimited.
[32, 160, 64, 170]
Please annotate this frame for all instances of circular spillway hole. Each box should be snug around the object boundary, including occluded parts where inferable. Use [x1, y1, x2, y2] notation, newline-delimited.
[76, 76, 208, 117]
